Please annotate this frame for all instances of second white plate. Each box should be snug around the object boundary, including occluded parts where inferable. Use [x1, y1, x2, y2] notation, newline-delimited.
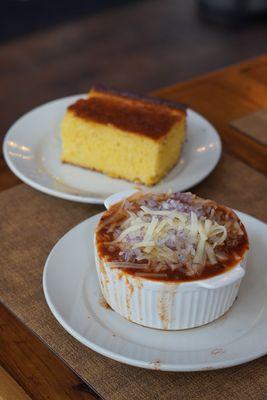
[3, 94, 221, 204]
[43, 211, 267, 371]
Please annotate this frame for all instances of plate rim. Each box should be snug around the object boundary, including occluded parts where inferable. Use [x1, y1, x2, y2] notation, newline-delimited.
[43, 211, 267, 371]
[3, 94, 222, 204]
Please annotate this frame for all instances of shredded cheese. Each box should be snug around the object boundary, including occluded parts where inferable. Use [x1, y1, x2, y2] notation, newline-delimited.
[112, 206, 227, 275]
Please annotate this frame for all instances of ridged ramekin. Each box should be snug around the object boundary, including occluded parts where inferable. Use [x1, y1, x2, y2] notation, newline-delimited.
[94, 190, 248, 330]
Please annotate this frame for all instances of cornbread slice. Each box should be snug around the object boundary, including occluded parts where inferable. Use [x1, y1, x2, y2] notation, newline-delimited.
[61, 85, 186, 186]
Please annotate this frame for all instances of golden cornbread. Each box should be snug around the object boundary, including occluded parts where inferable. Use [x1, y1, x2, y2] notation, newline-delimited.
[61, 86, 186, 186]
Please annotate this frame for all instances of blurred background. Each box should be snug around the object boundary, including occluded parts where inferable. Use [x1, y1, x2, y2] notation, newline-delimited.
[1, 0, 267, 134]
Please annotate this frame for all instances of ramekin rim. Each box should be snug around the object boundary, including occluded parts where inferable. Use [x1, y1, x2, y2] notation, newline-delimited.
[95, 242, 248, 290]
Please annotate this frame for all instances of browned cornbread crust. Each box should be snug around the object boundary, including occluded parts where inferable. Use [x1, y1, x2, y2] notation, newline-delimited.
[68, 87, 186, 140]
[90, 84, 187, 112]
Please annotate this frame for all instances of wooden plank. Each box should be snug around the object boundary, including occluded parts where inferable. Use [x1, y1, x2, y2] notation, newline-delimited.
[0, 156, 21, 192]
[0, 303, 102, 400]
[1, 0, 267, 142]
[154, 55, 267, 174]
[0, 365, 31, 400]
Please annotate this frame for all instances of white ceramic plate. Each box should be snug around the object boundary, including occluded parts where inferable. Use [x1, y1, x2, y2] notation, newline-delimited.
[43, 211, 267, 371]
[3, 95, 221, 204]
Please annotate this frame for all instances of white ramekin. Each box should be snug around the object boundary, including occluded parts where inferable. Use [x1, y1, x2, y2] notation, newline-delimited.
[94, 191, 248, 330]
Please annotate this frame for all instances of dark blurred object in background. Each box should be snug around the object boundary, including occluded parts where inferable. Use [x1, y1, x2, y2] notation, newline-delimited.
[1, 0, 267, 107]
[198, 0, 267, 26]
[0, 0, 139, 43]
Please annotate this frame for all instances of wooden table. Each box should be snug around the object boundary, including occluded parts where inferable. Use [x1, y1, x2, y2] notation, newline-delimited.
[1, 56, 267, 399]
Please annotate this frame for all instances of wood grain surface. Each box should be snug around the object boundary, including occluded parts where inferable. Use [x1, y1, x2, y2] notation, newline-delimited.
[155, 56, 267, 174]
[0, 4, 267, 395]
[0, 304, 101, 400]
[2, 0, 267, 138]
[0, 365, 31, 400]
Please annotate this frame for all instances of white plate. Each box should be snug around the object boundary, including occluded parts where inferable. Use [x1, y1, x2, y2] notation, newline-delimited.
[3, 95, 221, 204]
[43, 211, 267, 371]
